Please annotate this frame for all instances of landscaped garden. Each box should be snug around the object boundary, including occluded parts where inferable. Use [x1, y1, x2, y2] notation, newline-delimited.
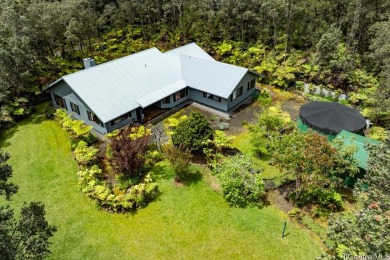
[0, 104, 328, 259]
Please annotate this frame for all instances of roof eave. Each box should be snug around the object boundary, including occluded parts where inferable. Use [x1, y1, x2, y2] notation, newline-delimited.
[44, 77, 64, 91]
[248, 69, 262, 77]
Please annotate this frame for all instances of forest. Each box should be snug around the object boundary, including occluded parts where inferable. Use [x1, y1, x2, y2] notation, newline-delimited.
[0, 0, 389, 130]
[0, 1, 390, 258]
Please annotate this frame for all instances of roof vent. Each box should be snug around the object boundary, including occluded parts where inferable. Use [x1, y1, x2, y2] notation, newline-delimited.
[83, 57, 96, 69]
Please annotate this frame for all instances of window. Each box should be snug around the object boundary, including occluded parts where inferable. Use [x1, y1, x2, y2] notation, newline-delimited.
[87, 111, 102, 126]
[231, 86, 243, 101]
[54, 94, 67, 110]
[247, 79, 256, 91]
[70, 102, 80, 115]
[173, 88, 188, 102]
[203, 92, 221, 102]
[162, 96, 170, 104]
[111, 113, 129, 126]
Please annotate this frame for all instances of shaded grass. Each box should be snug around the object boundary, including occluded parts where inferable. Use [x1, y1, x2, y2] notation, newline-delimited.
[0, 112, 324, 259]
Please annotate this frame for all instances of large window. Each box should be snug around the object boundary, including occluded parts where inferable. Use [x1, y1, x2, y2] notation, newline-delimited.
[87, 111, 102, 126]
[162, 96, 171, 104]
[203, 92, 221, 102]
[247, 79, 256, 91]
[231, 86, 243, 101]
[54, 94, 67, 110]
[173, 88, 188, 102]
[70, 102, 80, 115]
[111, 113, 129, 126]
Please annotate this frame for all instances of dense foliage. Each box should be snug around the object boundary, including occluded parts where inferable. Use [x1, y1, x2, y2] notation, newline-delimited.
[0, 151, 18, 199]
[218, 155, 265, 208]
[53, 114, 158, 211]
[0, 0, 389, 128]
[74, 140, 99, 166]
[110, 127, 151, 179]
[0, 151, 56, 259]
[328, 139, 390, 256]
[172, 111, 213, 153]
[163, 144, 193, 183]
[250, 105, 294, 157]
[203, 130, 235, 172]
[272, 131, 359, 213]
[55, 109, 96, 148]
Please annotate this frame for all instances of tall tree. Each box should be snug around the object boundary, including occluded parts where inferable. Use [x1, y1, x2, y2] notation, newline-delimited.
[0, 151, 18, 200]
[0, 151, 57, 259]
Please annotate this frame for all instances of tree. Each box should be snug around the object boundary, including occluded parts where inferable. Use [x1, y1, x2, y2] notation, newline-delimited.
[328, 139, 390, 256]
[110, 127, 151, 179]
[250, 105, 293, 157]
[0, 151, 57, 259]
[0, 151, 18, 200]
[272, 131, 358, 210]
[172, 111, 213, 153]
[163, 144, 193, 183]
[218, 155, 264, 208]
[314, 26, 358, 91]
[369, 18, 390, 126]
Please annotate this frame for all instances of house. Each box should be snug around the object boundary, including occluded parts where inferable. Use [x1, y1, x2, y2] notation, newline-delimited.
[46, 43, 259, 134]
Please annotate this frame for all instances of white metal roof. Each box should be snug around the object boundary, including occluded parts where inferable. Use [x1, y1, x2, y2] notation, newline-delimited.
[164, 43, 214, 68]
[48, 43, 254, 123]
[181, 54, 248, 99]
[60, 48, 182, 122]
[136, 79, 187, 108]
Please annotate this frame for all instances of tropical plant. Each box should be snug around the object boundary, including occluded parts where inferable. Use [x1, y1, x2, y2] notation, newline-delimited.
[0, 151, 18, 200]
[0, 151, 56, 259]
[218, 155, 264, 208]
[172, 111, 213, 153]
[249, 105, 293, 157]
[110, 127, 151, 179]
[163, 144, 193, 182]
[74, 141, 99, 167]
[328, 139, 390, 256]
[273, 131, 358, 211]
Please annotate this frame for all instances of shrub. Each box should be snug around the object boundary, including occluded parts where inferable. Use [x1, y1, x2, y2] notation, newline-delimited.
[249, 105, 293, 157]
[163, 144, 193, 182]
[54, 109, 94, 144]
[43, 104, 55, 119]
[78, 165, 102, 189]
[257, 88, 272, 108]
[368, 126, 388, 141]
[327, 139, 390, 256]
[172, 111, 213, 153]
[218, 155, 265, 207]
[74, 141, 99, 167]
[110, 127, 151, 179]
[78, 165, 158, 212]
[203, 130, 235, 173]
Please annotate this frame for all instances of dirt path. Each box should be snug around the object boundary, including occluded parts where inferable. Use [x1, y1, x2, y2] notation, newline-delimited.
[268, 189, 294, 214]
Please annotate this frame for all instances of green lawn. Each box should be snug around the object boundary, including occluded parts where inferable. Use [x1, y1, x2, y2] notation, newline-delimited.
[0, 111, 324, 259]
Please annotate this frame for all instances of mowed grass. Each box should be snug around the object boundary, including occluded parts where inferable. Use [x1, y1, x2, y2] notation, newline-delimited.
[0, 112, 324, 259]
